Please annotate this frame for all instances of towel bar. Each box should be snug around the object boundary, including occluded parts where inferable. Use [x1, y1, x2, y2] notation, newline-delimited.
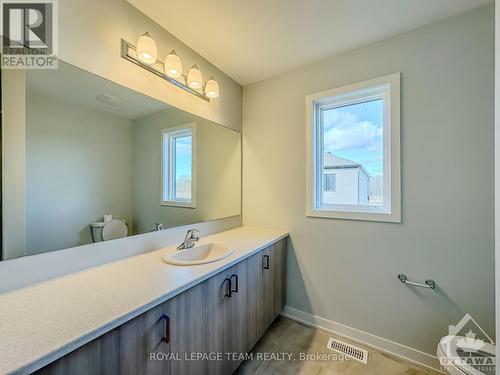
[398, 273, 436, 289]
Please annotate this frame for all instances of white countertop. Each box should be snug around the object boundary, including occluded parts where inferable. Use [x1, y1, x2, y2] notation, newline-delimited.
[0, 227, 288, 375]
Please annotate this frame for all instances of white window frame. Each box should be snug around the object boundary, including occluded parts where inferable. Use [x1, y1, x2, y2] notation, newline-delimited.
[306, 73, 401, 223]
[161, 123, 196, 208]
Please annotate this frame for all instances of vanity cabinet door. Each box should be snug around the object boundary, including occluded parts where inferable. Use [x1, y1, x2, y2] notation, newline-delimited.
[118, 300, 171, 375]
[34, 301, 170, 375]
[273, 239, 286, 317]
[225, 256, 260, 374]
[260, 239, 287, 334]
[168, 270, 229, 375]
[243, 252, 264, 348]
[35, 329, 120, 375]
[261, 245, 275, 332]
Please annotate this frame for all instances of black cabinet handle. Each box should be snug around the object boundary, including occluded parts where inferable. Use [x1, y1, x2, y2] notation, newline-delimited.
[230, 274, 239, 293]
[263, 255, 270, 269]
[160, 314, 169, 343]
[224, 278, 232, 297]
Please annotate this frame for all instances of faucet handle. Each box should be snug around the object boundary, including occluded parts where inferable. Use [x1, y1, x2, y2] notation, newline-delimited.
[187, 229, 199, 237]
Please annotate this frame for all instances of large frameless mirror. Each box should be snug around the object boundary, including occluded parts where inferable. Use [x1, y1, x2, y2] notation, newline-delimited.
[1, 60, 241, 260]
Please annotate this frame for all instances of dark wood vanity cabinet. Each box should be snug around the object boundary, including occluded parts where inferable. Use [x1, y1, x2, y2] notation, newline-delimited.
[36, 300, 171, 375]
[35, 238, 286, 375]
[261, 239, 286, 332]
[119, 301, 171, 375]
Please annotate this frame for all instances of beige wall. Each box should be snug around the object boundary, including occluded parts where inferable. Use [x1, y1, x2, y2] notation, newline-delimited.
[59, 0, 242, 131]
[132, 108, 241, 233]
[243, 5, 494, 357]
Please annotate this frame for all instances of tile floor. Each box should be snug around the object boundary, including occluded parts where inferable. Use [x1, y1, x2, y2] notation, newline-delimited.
[236, 317, 438, 375]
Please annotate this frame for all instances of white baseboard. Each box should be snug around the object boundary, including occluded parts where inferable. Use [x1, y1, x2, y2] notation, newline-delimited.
[280, 306, 444, 374]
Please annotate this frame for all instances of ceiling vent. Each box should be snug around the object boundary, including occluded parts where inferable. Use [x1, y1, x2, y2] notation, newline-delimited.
[327, 337, 368, 364]
[96, 94, 124, 107]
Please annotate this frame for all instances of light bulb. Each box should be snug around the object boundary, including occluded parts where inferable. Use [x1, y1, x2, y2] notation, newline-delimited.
[136, 32, 157, 64]
[187, 65, 203, 89]
[204, 77, 219, 98]
[164, 50, 182, 78]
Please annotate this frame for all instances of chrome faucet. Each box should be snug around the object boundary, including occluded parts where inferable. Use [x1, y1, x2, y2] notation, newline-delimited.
[177, 229, 199, 250]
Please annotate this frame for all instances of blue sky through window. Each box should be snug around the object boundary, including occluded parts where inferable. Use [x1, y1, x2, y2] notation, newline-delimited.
[323, 99, 383, 177]
[174, 135, 192, 177]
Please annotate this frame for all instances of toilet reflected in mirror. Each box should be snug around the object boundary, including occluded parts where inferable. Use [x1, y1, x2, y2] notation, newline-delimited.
[90, 218, 128, 242]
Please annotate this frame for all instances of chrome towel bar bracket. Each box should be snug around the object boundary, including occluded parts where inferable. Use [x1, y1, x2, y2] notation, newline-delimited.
[398, 273, 436, 289]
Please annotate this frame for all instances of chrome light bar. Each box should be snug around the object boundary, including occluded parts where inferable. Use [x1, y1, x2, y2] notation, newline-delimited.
[120, 39, 210, 102]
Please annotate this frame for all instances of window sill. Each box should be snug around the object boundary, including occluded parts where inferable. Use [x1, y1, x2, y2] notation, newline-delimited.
[161, 201, 196, 209]
[306, 208, 401, 223]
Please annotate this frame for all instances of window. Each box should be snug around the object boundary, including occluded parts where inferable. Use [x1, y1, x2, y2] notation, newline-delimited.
[162, 123, 196, 207]
[324, 173, 336, 192]
[306, 74, 400, 222]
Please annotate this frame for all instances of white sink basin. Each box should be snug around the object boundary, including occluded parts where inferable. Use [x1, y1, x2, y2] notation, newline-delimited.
[162, 242, 234, 266]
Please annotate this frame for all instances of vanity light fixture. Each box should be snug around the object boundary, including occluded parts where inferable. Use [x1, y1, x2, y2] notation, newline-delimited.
[120, 33, 220, 102]
[136, 32, 157, 65]
[204, 77, 219, 99]
[186, 65, 203, 89]
[164, 50, 182, 78]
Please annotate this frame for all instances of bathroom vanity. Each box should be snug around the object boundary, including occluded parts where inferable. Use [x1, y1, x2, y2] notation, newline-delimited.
[0, 227, 287, 375]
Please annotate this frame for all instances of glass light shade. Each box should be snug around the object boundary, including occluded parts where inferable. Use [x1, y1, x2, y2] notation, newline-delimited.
[136, 32, 157, 64]
[187, 65, 203, 89]
[204, 77, 219, 98]
[164, 50, 182, 78]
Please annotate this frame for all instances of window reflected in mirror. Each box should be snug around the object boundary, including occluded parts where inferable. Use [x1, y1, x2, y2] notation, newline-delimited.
[162, 124, 195, 206]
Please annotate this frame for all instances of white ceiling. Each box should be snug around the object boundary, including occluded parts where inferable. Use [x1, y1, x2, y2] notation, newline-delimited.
[127, 0, 492, 85]
[27, 61, 169, 120]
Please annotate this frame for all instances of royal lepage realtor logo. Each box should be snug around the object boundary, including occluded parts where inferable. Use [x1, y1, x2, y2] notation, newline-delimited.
[1, 0, 58, 68]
